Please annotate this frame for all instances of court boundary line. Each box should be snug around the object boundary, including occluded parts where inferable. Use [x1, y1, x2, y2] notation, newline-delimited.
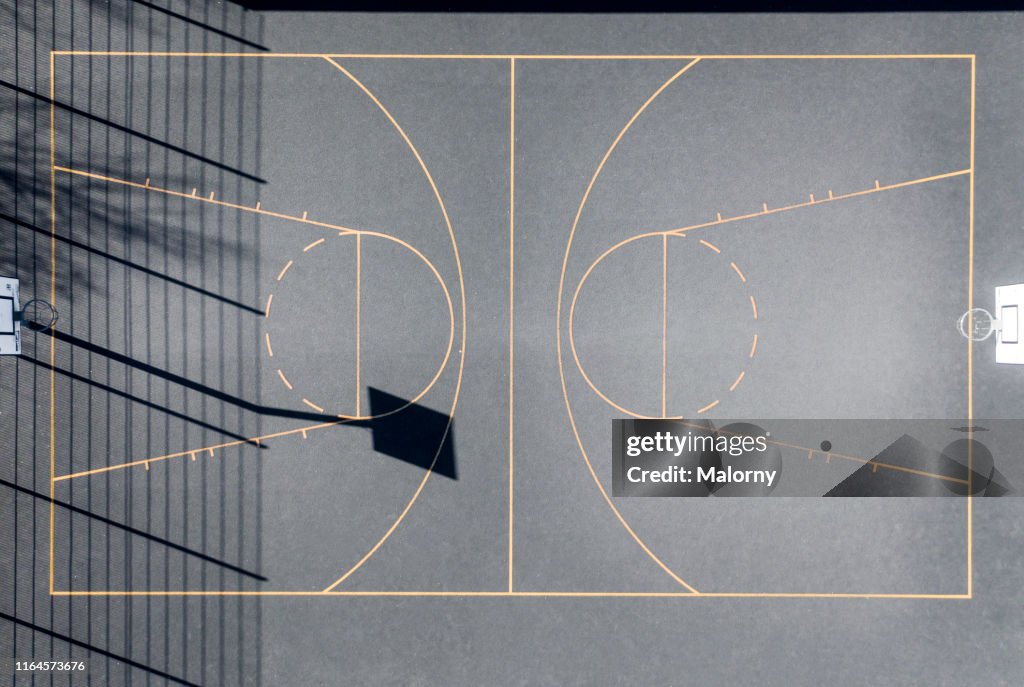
[53, 52, 974, 59]
[48, 51, 974, 599]
[48, 591, 972, 599]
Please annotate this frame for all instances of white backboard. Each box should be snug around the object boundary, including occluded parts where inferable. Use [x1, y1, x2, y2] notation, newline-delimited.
[995, 283, 1024, 364]
[0, 276, 21, 356]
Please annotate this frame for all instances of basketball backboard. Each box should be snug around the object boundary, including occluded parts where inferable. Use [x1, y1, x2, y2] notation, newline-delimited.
[995, 283, 1024, 364]
[0, 276, 21, 356]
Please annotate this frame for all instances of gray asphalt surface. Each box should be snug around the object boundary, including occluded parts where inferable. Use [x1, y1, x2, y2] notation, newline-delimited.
[3, 6, 1024, 686]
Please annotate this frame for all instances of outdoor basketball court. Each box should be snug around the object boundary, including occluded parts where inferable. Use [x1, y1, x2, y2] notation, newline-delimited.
[47, 52, 980, 598]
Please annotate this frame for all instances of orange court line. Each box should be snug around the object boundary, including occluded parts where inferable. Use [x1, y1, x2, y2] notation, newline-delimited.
[355, 232, 362, 417]
[729, 371, 745, 391]
[48, 52, 56, 595]
[662, 233, 668, 417]
[302, 398, 325, 413]
[569, 233, 684, 419]
[277, 259, 293, 281]
[53, 166, 361, 236]
[667, 169, 970, 237]
[508, 58, 516, 593]
[697, 400, 719, 414]
[795, 443, 967, 485]
[265, 229, 457, 426]
[967, 55, 976, 597]
[784, 441, 965, 484]
[53, 417, 352, 482]
[670, 419, 969, 486]
[569, 229, 756, 422]
[53, 51, 975, 60]
[49, 590, 972, 599]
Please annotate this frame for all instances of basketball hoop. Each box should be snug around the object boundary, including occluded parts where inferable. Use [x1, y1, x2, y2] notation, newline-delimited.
[958, 307, 1000, 342]
[17, 299, 58, 332]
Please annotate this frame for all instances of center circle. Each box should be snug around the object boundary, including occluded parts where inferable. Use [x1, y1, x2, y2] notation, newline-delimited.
[265, 231, 455, 420]
[569, 231, 757, 418]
